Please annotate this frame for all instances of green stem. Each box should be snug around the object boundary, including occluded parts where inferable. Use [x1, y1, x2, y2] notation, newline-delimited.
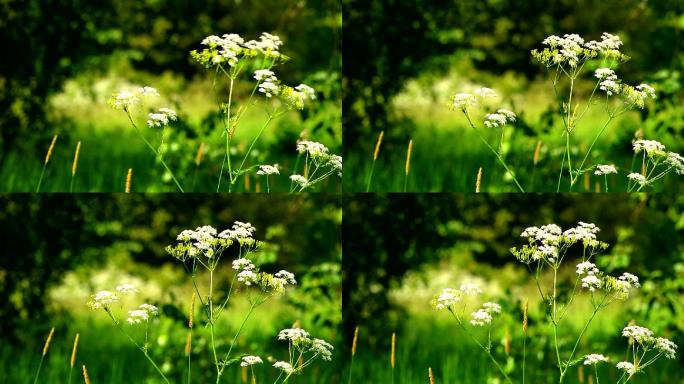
[234, 116, 274, 183]
[572, 117, 613, 186]
[32, 355, 46, 384]
[219, 302, 258, 375]
[125, 110, 184, 192]
[36, 164, 47, 192]
[105, 309, 171, 384]
[347, 355, 355, 384]
[464, 111, 525, 192]
[365, 159, 377, 192]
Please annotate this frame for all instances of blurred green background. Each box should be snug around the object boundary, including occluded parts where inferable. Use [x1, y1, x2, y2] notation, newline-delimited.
[343, 194, 684, 383]
[343, 0, 684, 192]
[0, 0, 341, 192]
[0, 194, 341, 383]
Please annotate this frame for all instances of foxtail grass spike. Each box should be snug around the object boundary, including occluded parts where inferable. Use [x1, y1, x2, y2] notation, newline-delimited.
[125, 168, 132, 193]
[476, 167, 482, 193]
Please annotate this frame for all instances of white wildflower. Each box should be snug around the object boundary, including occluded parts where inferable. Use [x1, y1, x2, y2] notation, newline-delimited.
[275, 270, 297, 285]
[459, 283, 482, 296]
[109, 90, 140, 110]
[116, 284, 138, 294]
[289, 174, 309, 188]
[665, 152, 684, 175]
[595, 164, 617, 175]
[237, 270, 258, 286]
[581, 274, 602, 292]
[474, 87, 497, 99]
[616, 361, 636, 375]
[232, 258, 255, 271]
[273, 361, 294, 374]
[127, 309, 149, 324]
[622, 325, 654, 344]
[278, 328, 310, 344]
[434, 288, 462, 310]
[655, 337, 677, 359]
[137, 86, 160, 97]
[452, 93, 477, 110]
[258, 79, 280, 98]
[618, 273, 640, 288]
[576, 261, 599, 275]
[138, 304, 159, 315]
[482, 302, 502, 314]
[311, 338, 334, 361]
[87, 290, 119, 309]
[594, 68, 617, 80]
[470, 309, 493, 326]
[147, 108, 178, 128]
[633, 140, 665, 156]
[627, 173, 647, 186]
[241, 356, 263, 366]
[257, 164, 280, 176]
[295, 84, 316, 100]
[600, 79, 620, 96]
[584, 354, 609, 365]
[254, 69, 276, 82]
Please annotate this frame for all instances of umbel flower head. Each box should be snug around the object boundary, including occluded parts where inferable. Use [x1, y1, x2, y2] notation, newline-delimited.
[595, 164, 617, 175]
[511, 222, 608, 265]
[532, 32, 628, 69]
[108, 86, 160, 110]
[276, 327, 334, 363]
[432, 283, 482, 310]
[584, 354, 609, 365]
[147, 108, 178, 128]
[241, 356, 263, 367]
[190, 32, 288, 69]
[295, 140, 343, 179]
[484, 109, 516, 128]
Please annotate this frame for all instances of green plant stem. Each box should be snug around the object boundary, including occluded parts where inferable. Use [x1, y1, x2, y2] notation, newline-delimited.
[449, 310, 514, 384]
[32, 354, 46, 384]
[35, 164, 48, 192]
[559, 302, 603, 382]
[105, 309, 171, 384]
[365, 159, 377, 192]
[187, 330, 192, 384]
[69, 175, 75, 192]
[594, 364, 600, 384]
[463, 111, 525, 192]
[234, 116, 274, 185]
[522, 328, 527, 384]
[572, 117, 613, 186]
[125, 110, 184, 192]
[347, 355, 355, 384]
[604, 175, 608, 192]
[219, 302, 258, 376]
[222, 78, 235, 192]
[68, 365, 73, 384]
[403, 171, 408, 192]
[209, 270, 221, 384]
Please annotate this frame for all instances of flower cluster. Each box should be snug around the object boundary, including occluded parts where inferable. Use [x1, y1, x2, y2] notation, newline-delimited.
[432, 283, 483, 310]
[583, 354, 609, 365]
[484, 109, 516, 128]
[191, 32, 286, 69]
[166, 223, 260, 263]
[621, 324, 677, 361]
[108, 86, 160, 110]
[511, 222, 607, 265]
[127, 304, 159, 324]
[146, 108, 178, 128]
[241, 355, 263, 367]
[275, 327, 334, 375]
[451, 88, 498, 111]
[628, 139, 684, 188]
[532, 32, 627, 69]
[256, 164, 280, 176]
[470, 302, 502, 327]
[291, 140, 343, 188]
[594, 164, 617, 175]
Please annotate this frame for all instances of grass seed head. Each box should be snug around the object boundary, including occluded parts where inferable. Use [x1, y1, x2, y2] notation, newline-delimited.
[373, 131, 384, 160]
[71, 141, 81, 176]
[184, 331, 192, 356]
[405, 140, 413, 175]
[391, 332, 396, 368]
[189, 292, 196, 328]
[82, 365, 90, 384]
[70, 333, 80, 368]
[125, 168, 132, 193]
[476, 167, 483, 193]
[351, 326, 359, 356]
[44, 135, 58, 165]
[533, 140, 542, 165]
[195, 142, 205, 166]
[429, 367, 435, 384]
[42, 327, 55, 356]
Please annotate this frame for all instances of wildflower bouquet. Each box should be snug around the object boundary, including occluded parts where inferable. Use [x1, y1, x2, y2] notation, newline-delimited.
[105, 32, 341, 192]
[447, 33, 683, 192]
[433, 222, 677, 384]
[88, 221, 333, 383]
